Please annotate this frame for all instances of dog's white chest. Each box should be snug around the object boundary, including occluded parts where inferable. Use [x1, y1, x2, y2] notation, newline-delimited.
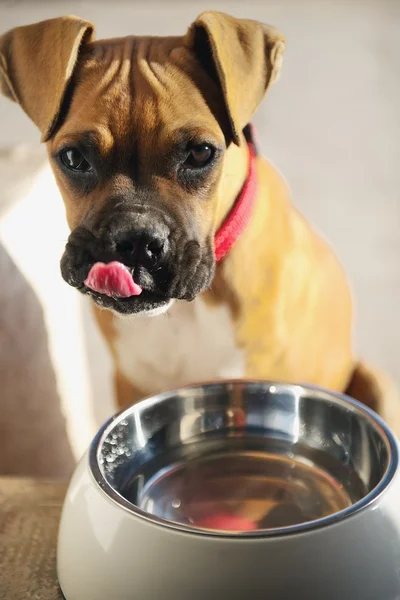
[114, 298, 245, 395]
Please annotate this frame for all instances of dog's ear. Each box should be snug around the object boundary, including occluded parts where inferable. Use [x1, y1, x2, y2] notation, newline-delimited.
[0, 16, 94, 141]
[186, 11, 285, 145]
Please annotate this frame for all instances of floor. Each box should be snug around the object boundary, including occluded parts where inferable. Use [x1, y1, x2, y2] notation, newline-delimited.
[0, 0, 399, 472]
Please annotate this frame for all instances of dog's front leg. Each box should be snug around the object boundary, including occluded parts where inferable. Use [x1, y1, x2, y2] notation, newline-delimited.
[113, 367, 144, 411]
[92, 304, 145, 410]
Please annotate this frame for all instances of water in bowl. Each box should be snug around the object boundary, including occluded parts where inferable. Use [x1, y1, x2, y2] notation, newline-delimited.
[122, 436, 366, 533]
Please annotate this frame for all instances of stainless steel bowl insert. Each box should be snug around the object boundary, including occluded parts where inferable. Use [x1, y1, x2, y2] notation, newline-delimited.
[90, 381, 395, 536]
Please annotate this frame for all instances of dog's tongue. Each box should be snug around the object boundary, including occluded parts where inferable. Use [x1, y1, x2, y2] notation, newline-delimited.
[84, 261, 142, 298]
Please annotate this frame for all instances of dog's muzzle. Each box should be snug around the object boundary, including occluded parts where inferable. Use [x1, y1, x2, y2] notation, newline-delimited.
[60, 207, 215, 315]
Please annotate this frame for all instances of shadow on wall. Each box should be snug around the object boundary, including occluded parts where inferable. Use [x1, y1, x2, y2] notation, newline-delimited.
[0, 240, 74, 477]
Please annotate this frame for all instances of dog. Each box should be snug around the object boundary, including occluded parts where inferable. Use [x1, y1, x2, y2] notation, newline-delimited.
[1, 12, 398, 434]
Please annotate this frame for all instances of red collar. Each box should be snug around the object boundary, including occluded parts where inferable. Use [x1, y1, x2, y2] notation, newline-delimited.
[214, 135, 258, 262]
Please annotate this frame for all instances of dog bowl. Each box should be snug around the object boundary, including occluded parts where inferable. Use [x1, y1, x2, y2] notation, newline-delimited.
[57, 381, 400, 600]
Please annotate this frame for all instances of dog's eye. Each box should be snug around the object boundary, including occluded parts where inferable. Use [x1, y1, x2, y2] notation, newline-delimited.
[185, 144, 214, 168]
[60, 148, 91, 172]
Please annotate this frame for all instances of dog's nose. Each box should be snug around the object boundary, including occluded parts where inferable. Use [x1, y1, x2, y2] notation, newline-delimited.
[115, 229, 169, 270]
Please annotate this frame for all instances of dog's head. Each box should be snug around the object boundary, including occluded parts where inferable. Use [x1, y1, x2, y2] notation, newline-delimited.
[0, 13, 284, 315]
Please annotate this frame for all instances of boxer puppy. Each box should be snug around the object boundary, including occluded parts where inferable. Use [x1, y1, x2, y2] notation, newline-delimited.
[1, 12, 398, 432]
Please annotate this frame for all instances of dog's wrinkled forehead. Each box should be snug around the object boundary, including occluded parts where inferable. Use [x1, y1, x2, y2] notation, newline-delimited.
[1, 13, 285, 147]
[51, 36, 226, 159]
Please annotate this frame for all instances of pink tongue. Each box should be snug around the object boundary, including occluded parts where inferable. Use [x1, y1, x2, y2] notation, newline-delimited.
[84, 261, 142, 298]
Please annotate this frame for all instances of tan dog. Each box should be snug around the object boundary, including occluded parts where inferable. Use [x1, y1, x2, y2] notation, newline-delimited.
[1, 13, 398, 433]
